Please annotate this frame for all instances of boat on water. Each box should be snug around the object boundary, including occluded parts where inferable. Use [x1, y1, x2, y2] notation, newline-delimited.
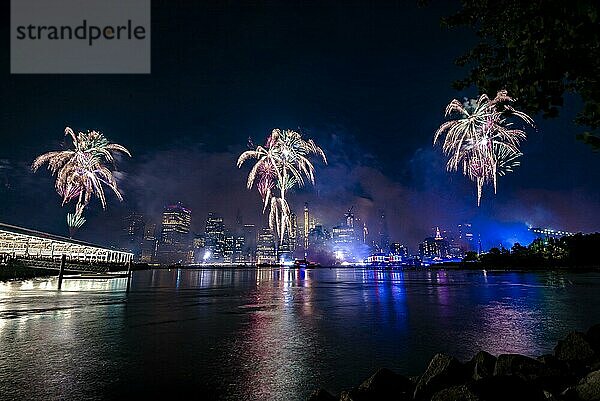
[292, 259, 320, 268]
[255, 259, 321, 268]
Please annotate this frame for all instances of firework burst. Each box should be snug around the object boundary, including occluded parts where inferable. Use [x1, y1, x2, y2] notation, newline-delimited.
[32, 127, 131, 236]
[434, 90, 534, 205]
[238, 129, 327, 249]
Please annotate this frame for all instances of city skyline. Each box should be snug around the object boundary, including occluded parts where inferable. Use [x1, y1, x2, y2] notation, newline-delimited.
[117, 199, 564, 265]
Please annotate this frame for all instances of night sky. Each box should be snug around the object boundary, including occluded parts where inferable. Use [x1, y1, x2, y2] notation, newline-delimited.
[0, 0, 598, 251]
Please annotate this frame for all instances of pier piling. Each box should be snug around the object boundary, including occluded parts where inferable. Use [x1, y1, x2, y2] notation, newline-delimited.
[57, 254, 66, 289]
[126, 261, 132, 292]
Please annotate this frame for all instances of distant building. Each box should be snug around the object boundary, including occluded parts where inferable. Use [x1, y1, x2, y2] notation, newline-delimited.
[378, 210, 390, 253]
[121, 212, 145, 260]
[529, 227, 575, 240]
[303, 203, 310, 252]
[204, 212, 225, 262]
[458, 223, 474, 251]
[257, 227, 276, 264]
[419, 227, 449, 262]
[390, 242, 408, 257]
[140, 222, 157, 263]
[192, 234, 206, 263]
[223, 233, 235, 263]
[234, 234, 246, 263]
[289, 212, 298, 252]
[157, 202, 192, 264]
[242, 223, 257, 262]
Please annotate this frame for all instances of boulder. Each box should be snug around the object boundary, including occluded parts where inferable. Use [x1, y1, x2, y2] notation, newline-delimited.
[535, 354, 578, 394]
[573, 370, 600, 401]
[494, 354, 544, 380]
[413, 353, 467, 400]
[338, 368, 414, 401]
[586, 324, 600, 352]
[431, 384, 480, 401]
[357, 368, 414, 399]
[468, 351, 497, 380]
[307, 388, 337, 401]
[471, 375, 547, 401]
[555, 332, 595, 362]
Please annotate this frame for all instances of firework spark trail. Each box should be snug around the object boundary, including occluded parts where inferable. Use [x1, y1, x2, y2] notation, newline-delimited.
[238, 129, 327, 248]
[32, 127, 131, 235]
[434, 90, 534, 205]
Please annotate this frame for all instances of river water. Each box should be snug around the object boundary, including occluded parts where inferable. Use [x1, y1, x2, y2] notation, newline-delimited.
[1, 268, 599, 400]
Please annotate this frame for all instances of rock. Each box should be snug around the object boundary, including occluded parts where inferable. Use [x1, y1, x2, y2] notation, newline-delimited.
[307, 388, 337, 401]
[555, 332, 595, 362]
[469, 351, 497, 380]
[338, 368, 414, 401]
[471, 375, 547, 401]
[357, 368, 414, 399]
[494, 354, 544, 380]
[586, 324, 600, 352]
[573, 370, 600, 401]
[535, 354, 578, 394]
[413, 353, 467, 400]
[431, 384, 480, 401]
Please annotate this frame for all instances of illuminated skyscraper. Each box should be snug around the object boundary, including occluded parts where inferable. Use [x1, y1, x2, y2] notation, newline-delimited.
[243, 223, 257, 259]
[223, 233, 235, 263]
[257, 227, 276, 264]
[390, 242, 407, 256]
[303, 203, 309, 252]
[290, 212, 298, 251]
[458, 223, 474, 250]
[345, 206, 354, 228]
[419, 227, 449, 261]
[157, 202, 192, 264]
[234, 235, 245, 263]
[205, 212, 225, 262]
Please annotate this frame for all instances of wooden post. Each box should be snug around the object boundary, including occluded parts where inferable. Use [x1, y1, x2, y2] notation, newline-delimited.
[126, 261, 132, 293]
[57, 254, 66, 290]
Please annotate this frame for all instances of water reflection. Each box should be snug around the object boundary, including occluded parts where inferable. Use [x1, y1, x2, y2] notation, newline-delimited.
[1, 269, 600, 401]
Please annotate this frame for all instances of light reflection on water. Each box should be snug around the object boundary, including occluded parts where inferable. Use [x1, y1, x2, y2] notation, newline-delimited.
[0, 268, 598, 401]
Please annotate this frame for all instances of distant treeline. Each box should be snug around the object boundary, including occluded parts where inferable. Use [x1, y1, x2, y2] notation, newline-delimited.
[463, 233, 600, 268]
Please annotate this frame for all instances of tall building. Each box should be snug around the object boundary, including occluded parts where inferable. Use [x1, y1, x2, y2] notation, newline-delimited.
[234, 234, 246, 263]
[419, 227, 449, 261]
[192, 234, 206, 263]
[458, 223, 474, 251]
[332, 207, 365, 262]
[121, 212, 145, 260]
[390, 242, 408, 256]
[378, 210, 390, 253]
[204, 212, 225, 262]
[157, 203, 192, 264]
[223, 233, 235, 263]
[303, 202, 310, 252]
[345, 206, 354, 228]
[242, 223, 257, 262]
[140, 222, 157, 263]
[256, 227, 276, 264]
[289, 212, 298, 252]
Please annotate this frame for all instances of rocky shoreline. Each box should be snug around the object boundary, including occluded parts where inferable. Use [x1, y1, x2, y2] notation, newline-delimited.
[308, 324, 600, 401]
